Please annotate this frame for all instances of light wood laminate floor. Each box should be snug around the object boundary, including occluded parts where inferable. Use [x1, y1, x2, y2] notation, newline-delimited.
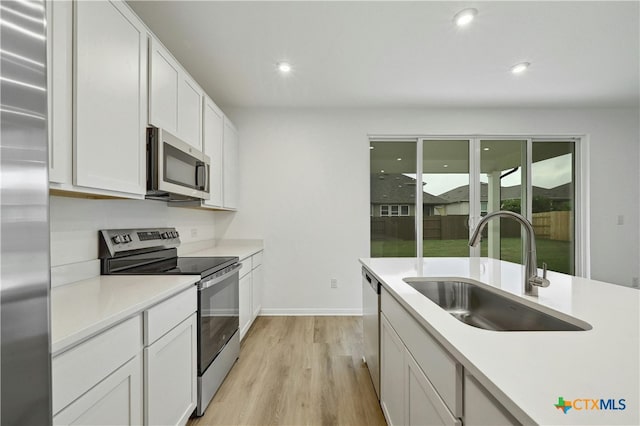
[189, 316, 387, 426]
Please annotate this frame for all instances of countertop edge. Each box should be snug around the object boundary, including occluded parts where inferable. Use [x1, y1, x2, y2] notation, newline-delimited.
[51, 277, 199, 356]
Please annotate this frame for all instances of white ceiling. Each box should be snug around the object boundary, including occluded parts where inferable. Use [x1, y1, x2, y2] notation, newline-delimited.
[128, 1, 640, 109]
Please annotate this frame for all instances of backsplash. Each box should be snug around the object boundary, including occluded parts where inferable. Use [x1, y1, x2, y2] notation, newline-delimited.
[49, 196, 216, 267]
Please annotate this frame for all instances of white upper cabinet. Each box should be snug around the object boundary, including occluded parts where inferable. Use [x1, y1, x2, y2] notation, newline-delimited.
[74, 0, 147, 195]
[149, 37, 203, 150]
[223, 117, 239, 209]
[177, 77, 203, 150]
[148, 38, 179, 133]
[47, 0, 73, 185]
[202, 96, 224, 207]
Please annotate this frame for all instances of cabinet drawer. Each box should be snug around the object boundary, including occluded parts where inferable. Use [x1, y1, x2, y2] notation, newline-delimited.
[144, 286, 196, 346]
[252, 251, 263, 269]
[53, 315, 142, 415]
[53, 354, 142, 426]
[239, 258, 251, 279]
[381, 287, 462, 417]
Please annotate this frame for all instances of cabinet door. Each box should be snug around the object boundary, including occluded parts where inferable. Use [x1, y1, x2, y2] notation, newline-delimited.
[239, 273, 252, 340]
[177, 76, 202, 150]
[53, 355, 142, 426]
[202, 97, 224, 207]
[380, 315, 405, 426]
[251, 264, 263, 318]
[222, 117, 239, 209]
[74, 0, 147, 195]
[47, 0, 72, 184]
[145, 314, 197, 426]
[464, 373, 519, 426]
[406, 352, 461, 426]
[148, 38, 179, 133]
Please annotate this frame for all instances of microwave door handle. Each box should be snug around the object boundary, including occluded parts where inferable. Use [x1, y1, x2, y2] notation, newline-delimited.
[195, 161, 206, 190]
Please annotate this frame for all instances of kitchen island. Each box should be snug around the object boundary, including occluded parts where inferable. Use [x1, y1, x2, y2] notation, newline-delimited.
[360, 257, 639, 426]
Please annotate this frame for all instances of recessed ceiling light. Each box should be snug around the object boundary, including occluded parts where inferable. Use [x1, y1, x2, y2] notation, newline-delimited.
[443, 164, 449, 168]
[277, 62, 292, 74]
[397, 157, 402, 161]
[511, 62, 530, 74]
[381, 170, 385, 173]
[370, 146, 374, 150]
[483, 147, 490, 151]
[454, 8, 477, 27]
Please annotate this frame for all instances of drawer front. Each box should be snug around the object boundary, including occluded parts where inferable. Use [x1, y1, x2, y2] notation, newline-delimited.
[381, 287, 462, 417]
[53, 315, 142, 415]
[251, 251, 263, 269]
[239, 258, 251, 279]
[144, 286, 196, 346]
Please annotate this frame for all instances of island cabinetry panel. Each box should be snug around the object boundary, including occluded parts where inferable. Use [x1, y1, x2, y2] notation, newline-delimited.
[464, 372, 520, 426]
[380, 286, 463, 426]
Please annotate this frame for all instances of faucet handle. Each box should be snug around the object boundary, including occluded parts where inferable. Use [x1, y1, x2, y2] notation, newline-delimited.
[532, 262, 550, 288]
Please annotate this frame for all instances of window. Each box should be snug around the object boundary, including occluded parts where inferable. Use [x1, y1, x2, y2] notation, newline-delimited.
[369, 136, 583, 276]
[379, 204, 410, 217]
[370, 141, 417, 257]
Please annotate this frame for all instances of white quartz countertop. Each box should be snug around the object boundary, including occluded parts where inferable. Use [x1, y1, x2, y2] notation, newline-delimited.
[360, 257, 639, 426]
[51, 275, 199, 356]
[185, 241, 263, 261]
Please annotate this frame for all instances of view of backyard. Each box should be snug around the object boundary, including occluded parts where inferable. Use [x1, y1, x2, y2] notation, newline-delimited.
[370, 238, 572, 274]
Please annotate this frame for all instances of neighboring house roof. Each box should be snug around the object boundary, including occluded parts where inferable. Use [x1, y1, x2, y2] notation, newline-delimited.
[438, 183, 572, 203]
[371, 173, 448, 205]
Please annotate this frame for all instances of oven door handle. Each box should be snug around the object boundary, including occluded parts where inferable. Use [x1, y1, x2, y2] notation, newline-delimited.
[198, 263, 242, 290]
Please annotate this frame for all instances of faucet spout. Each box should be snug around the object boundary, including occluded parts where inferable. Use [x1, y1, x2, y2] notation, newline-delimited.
[469, 210, 550, 296]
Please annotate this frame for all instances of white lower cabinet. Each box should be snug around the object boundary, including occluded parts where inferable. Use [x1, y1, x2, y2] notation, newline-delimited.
[380, 314, 461, 426]
[239, 251, 264, 340]
[144, 314, 197, 426]
[52, 316, 143, 426]
[53, 287, 197, 426]
[464, 373, 519, 426]
[143, 287, 197, 426]
[239, 272, 252, 339]
[53, 355, 142, 426]
[251, 264, 263, 317]
[380, 315, 405, 426]
[380, 286, 462, 426]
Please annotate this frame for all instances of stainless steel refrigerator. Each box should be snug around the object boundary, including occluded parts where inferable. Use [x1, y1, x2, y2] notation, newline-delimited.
[1, 1, 52, 424]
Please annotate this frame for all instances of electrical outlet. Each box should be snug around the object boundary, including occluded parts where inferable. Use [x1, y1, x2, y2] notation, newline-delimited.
[190, 228, 198, 238]
[330, 278, 338, 289]
[632, 277, 639, 288]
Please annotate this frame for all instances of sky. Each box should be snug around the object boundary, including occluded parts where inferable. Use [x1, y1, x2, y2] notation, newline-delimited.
[409, 154, 572, 196]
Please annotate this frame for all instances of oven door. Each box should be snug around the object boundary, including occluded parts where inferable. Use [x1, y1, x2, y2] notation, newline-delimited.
[197, 265, 240, 375]
[148, 127, 210, 200]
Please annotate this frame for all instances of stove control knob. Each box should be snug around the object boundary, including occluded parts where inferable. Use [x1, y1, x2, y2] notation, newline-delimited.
[123, 234, 131, 243]
[112, 235, 122, 244]
[161, 232, 170, 239]
[174, 231, 180, 238]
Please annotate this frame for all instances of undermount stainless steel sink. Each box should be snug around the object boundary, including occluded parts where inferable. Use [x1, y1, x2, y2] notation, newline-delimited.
[404, 279, 591, 331]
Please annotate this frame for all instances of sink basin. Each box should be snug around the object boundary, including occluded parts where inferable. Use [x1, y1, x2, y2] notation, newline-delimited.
[403, 279, 591, 331]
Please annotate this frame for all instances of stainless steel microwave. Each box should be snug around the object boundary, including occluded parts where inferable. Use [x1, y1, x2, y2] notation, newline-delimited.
[146, 127, 210, 201]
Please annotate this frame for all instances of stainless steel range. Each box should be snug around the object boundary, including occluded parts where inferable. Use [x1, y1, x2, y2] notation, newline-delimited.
[99, 228, 240, 417]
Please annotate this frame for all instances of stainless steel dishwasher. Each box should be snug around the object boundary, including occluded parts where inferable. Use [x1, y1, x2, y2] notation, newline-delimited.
[362, 268, 380, 399]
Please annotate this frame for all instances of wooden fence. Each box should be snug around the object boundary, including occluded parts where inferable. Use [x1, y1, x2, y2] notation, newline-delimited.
[532, 211, 571, 241]
[371, 211, 571, 242]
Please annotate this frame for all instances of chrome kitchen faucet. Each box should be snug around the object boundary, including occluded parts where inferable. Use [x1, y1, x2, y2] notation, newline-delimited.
[469, 210, 550, 296]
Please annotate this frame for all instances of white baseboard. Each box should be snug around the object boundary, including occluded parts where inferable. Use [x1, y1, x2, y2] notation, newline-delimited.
[260, 308, 363, 316]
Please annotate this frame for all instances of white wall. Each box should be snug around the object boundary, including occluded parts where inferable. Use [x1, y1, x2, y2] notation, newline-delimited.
[50, 196, 216, 267]
[217, 107, 640, 314]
